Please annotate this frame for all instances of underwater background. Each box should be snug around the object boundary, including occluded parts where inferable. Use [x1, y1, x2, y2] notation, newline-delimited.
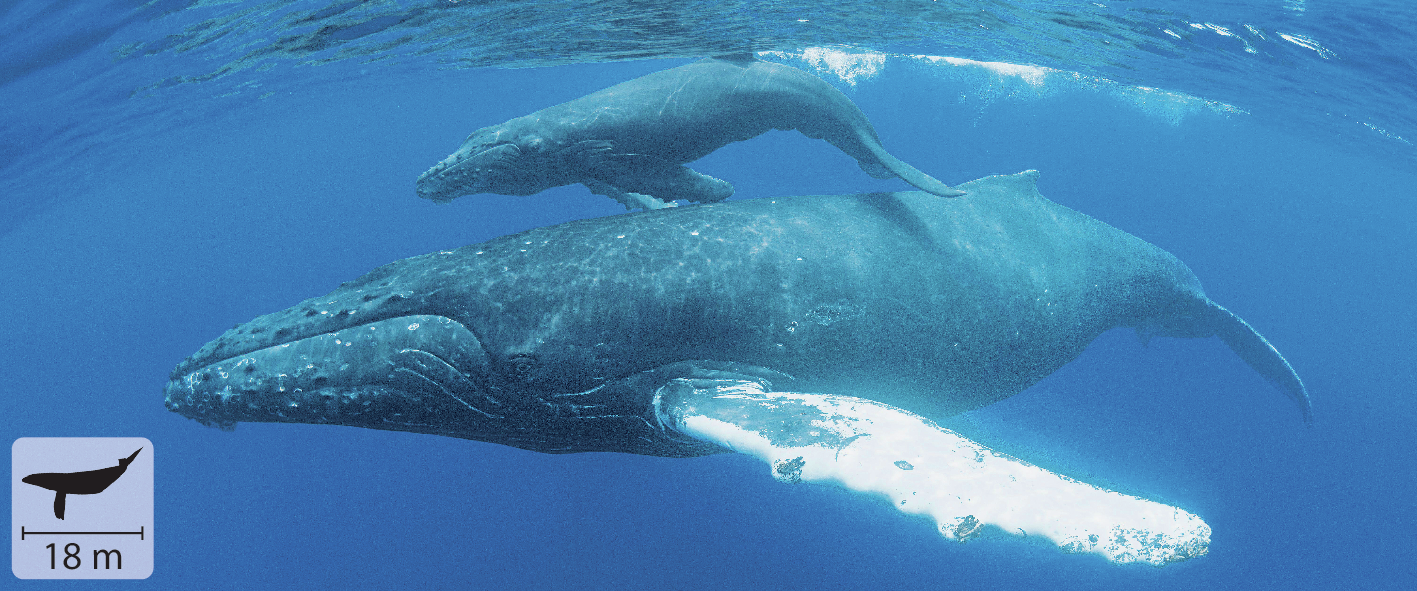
[3, 1, 1414, 588]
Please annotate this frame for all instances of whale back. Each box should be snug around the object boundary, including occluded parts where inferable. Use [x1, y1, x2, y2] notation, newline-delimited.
[507, 57, 880, 164]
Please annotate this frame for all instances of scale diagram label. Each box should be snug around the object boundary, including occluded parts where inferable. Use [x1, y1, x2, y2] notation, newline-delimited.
[12, 438, 153, 579]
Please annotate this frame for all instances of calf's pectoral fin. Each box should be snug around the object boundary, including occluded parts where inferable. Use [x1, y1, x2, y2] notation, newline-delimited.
[569, 140, 733, 205]
[651, 375, 1210, 566]
[583, 157, 734, 205]
[583, 180, 676, 211]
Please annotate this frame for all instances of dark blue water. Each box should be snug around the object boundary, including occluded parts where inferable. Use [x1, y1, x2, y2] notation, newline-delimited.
[3, 1, 1414, 588]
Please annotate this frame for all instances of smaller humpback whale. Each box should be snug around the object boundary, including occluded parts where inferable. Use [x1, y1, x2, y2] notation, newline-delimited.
[168, 172, 1309, 565]
[416, 55, 963, 210]
[23, 448, 142, 520]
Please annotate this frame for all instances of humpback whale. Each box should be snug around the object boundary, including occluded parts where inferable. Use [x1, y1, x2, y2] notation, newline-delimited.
[167, 171, 1308, 565]
[23, 448, 143, 520]
[416, 55, 963, 210]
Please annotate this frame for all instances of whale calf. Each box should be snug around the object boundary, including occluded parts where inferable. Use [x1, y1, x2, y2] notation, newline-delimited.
[416, 55, 962, 210]
[167, 171, 1307, 565]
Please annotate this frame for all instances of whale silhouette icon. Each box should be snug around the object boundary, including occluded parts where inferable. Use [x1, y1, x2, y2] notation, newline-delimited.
[22, 448, 142, 520]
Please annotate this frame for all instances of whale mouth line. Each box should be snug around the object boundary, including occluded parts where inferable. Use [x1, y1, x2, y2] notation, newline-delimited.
[164, 314, 493, 429]
[199, 313, 481, 369]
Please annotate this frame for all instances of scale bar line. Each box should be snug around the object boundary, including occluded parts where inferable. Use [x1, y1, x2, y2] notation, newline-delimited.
[21, 526, 145, 540]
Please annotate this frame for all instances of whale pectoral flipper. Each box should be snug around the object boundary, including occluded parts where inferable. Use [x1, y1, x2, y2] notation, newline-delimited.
[654, 379, 1211, 566]
[53, 492, 66, 520]
[583, 180, 676, 211]
[1205, 300, 1312, 423]
[569, 140, 734, 206]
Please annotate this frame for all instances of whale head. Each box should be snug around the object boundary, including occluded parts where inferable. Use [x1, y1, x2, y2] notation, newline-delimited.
[163, 251, 502, 440]
[161, 244, 691, 455]
[416, 123, 566, 203]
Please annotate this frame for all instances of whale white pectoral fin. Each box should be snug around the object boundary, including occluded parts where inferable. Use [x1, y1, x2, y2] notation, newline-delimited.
[1205, 300, 1312, 423]
[655, 380, 1210, 566]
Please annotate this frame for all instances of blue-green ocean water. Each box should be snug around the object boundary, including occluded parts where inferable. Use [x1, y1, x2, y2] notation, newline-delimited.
[2, 1, 1414, 588]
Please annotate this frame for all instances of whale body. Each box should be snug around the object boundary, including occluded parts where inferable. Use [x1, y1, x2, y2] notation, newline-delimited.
[166, 171, 1308, 564]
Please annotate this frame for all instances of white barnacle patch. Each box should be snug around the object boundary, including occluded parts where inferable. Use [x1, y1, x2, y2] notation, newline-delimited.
[772, 456, 806, 483]
[664, 386, 1210, 566]
[408, 323, 420, 330]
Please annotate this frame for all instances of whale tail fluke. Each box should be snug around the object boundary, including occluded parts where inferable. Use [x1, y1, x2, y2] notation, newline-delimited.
[861, 140, 965, 197]
[1206, 300, 1312, 423]
[654, 376, 1210, 565]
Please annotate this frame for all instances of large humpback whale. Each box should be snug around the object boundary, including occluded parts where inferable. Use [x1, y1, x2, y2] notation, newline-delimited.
[416, 55, 962, 210]
[167, 171, 1307, 565]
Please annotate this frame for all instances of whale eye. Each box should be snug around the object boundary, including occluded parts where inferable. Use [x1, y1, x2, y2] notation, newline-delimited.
[476, 143, 521, 162]
[506, 354, 536, 377]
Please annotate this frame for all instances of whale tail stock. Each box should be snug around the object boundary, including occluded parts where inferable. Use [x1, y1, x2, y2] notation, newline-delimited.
[652, 372, 1210, 566]
[860, 138, 965, 197]
[1204, 300, 1313, 423]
